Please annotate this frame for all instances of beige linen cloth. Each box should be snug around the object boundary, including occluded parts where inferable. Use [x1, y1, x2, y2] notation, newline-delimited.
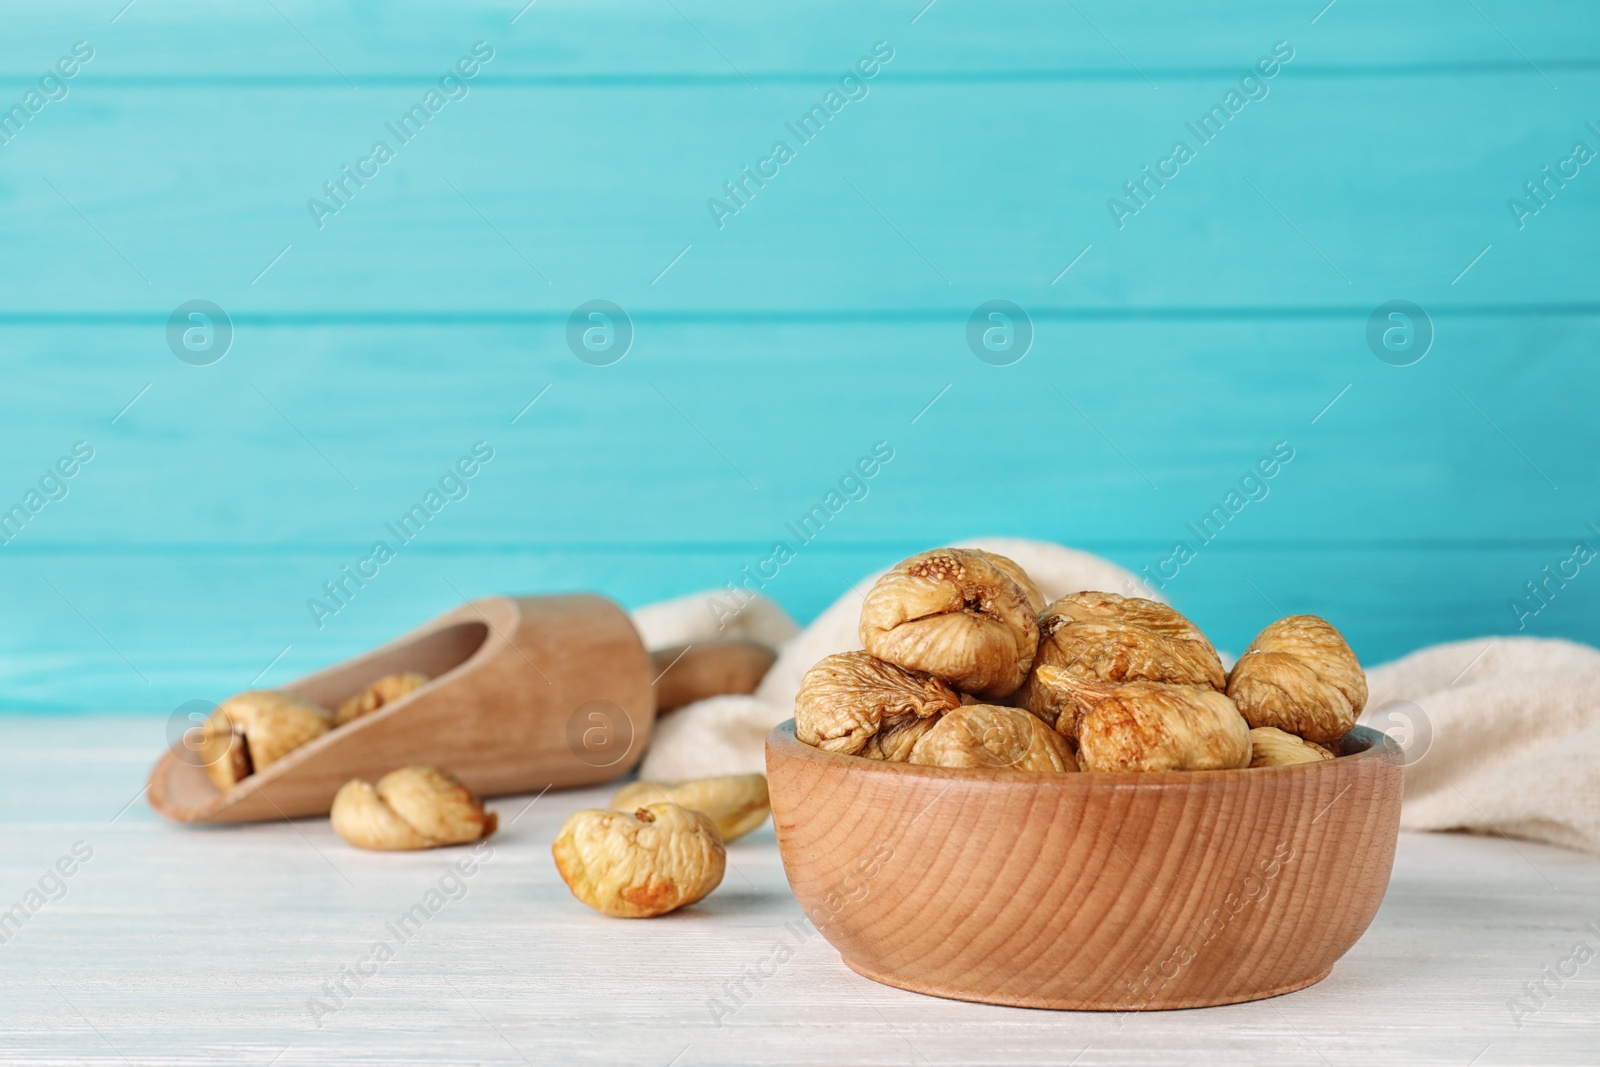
[630, 538, 1600, 856]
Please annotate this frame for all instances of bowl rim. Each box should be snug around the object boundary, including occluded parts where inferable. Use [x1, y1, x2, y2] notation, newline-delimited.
[768, 720, 1401, 788]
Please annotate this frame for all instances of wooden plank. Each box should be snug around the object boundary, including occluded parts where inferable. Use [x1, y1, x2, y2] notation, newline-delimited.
[0, 316, 1587, 541]
[0, 67, 1594, 309]
[5, 0, 1599, 76]
[0, 713, 1596, 1064]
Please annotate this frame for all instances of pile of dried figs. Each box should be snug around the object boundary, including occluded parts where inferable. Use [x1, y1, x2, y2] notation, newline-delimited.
[795, 548, 1368, 773]
[196, 672, 430, 791]
[191, 674, 505, 852]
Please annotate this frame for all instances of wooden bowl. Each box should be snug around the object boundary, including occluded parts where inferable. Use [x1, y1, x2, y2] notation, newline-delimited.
[766, 721, 1404, 1010]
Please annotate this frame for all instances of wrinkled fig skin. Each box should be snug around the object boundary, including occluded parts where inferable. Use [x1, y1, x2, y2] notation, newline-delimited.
[553, 803, 726, 918]
[1020, 665, 1117, 748]
[1048, 672, 1250, 773]
[859, 713, 942, 761]
[611, 774, 771, 842]
[331, 766, 498, 851]
[859, 549, 1041, 699]
[971, 550, 1045, 614]
[909, 705, 1078, 772]
[1228, 615, 1367, 744]
[1249, 727, 1335, 768]
[199, 690, 332, 791]
[794, 651, 961, 756]
[1017, 592, 1226, 736]
[334, 672, 430, 727]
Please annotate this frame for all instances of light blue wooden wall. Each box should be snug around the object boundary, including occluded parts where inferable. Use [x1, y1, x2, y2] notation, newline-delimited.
[2, 1, 1596, 711]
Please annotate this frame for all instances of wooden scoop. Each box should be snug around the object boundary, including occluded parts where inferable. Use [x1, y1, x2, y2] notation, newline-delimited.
[147, 594, 777, 825]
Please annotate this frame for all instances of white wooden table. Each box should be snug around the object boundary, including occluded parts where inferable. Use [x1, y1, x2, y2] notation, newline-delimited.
[3, 715, 1596, 1066]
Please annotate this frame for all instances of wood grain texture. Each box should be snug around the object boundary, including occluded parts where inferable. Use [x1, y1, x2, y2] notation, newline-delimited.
[0, 2, 1596, 725]
[147, 594, 656, 823]
[767, 722, 1404, 1009]
[9, 0, 1600, 78]
[2, 713, 1597, 1065]
[2, 73, 1596, 310]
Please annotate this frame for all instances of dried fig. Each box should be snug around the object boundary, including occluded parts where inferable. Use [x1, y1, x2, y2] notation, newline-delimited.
[1249, 727, 1334, 768]
[1228, 615, 1366, 744]
[1034, 666, 1250, 772]
[1016, 592, 1224, 736]
[611, 773, 770, 842]
[330, 766, 497, 851]
[908, 705, 1078, 772]
[198, 690, 331, 791]
[334, 672, 429, 726]
[859, 548, 1040, 699]
[553, 803, 725, 918]
[794, 651, 960, 757]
